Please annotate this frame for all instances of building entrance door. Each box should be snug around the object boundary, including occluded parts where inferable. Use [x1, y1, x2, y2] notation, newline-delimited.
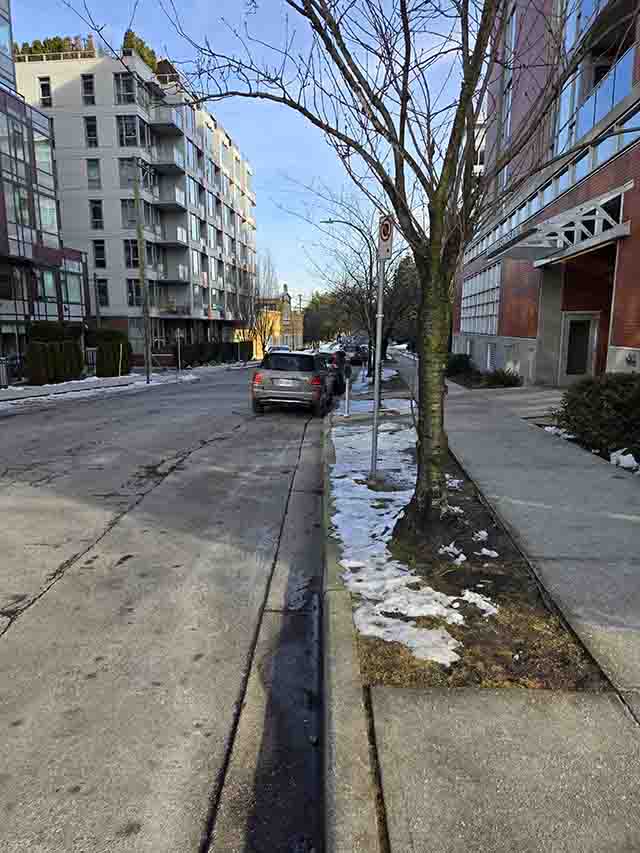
[559, 312, 600, 384]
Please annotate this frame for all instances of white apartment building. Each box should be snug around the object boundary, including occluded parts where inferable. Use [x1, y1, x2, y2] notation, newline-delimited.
[16, 45, 257, 353]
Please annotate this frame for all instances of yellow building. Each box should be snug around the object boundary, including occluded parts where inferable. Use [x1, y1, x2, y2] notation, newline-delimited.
[250, 284, 304, 359]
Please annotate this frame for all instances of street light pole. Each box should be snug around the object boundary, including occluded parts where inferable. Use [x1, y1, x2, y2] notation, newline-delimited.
[134, 159, 151, 384]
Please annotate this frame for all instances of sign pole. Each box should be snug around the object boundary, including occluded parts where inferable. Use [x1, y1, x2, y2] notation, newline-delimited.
[370, 214, 393, 480]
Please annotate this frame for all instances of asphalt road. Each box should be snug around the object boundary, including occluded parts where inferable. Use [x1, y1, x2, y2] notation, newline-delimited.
[0, 369, 324, 853]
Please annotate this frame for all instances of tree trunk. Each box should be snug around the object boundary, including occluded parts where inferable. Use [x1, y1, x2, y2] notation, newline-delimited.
[397, 229, 450, 536]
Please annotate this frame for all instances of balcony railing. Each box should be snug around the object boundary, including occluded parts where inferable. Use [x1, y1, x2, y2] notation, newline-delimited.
[154, 303, 191, 315]
[151, 105, 184, 131]
[556, 44, 635, 155]
[152, 145, 185, 171]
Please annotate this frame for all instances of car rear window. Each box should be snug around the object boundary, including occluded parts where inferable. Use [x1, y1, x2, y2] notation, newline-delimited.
[262, 354, 315, 372]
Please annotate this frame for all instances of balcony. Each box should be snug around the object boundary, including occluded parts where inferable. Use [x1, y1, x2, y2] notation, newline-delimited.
[157, 263, 189, 282]
[152, 302, 192, 317]
[157, 225, 188, 247]
[556, 44, 635, 155]
[154, 187, 187, 210]
[152, 145, 186, 174]
[150, 105, 184, 135]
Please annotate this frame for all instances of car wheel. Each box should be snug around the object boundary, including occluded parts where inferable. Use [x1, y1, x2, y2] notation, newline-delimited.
[252, 398, 263, 414]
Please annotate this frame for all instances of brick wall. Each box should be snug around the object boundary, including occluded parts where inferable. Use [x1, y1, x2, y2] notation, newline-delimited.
[562, 247, 615, 372]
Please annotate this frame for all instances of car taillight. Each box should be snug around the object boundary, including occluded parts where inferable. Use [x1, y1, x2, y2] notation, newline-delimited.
[253, 372, 263, 385]
[309, 375, 322, 386]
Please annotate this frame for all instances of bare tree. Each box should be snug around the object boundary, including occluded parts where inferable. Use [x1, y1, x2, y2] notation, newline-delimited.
[146, 0, 585, 526]
[252, 250, 279, 358]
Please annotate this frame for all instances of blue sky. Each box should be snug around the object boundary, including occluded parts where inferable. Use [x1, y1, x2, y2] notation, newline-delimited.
[13, 0, 354, 303]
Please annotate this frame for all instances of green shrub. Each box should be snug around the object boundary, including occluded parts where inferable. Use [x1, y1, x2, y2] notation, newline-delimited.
[484, 368, 523, 388]
[557, 373, 640, 458]
[25, 338, 83, 385]
[446, 353, 472, 376]
[95, 329, 131, 377]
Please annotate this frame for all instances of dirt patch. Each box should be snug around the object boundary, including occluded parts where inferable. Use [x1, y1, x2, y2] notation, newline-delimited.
[356, 452, 607, 691]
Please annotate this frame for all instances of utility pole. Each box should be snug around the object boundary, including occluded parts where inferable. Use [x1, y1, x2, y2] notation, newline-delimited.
[370, 214, 393, 481]
[93, 272, 101, 329]
[134, 159, 151, 384]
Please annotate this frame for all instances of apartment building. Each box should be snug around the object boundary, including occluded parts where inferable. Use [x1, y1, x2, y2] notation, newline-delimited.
[0, 4, 88, 360]
[16, 45, 257, 353]
[455, 0, 640, 385]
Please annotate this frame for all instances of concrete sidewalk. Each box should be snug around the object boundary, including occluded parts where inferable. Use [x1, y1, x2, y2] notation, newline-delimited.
[444, 383, 640, 702]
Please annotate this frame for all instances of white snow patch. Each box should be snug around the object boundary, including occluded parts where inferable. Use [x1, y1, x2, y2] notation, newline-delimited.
[475, 548, 499, 558]
[331, 421, 495, 665]
[453, 553, 467, 566]
[461, 589, 498, 617]
[544, 426, 575, 439]
[354, 604, 461, 664]
[472, 530, 489, 542]
[610, 448, 639, 472]
[445, 505, 465, 516]
[438, 541, 463, 558]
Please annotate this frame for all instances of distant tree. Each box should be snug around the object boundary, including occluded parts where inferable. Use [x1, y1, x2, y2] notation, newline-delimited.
[50, 37, 65, 52]
[253, 251, 279, 356]
[72, 35, 82, 51]
[31, 39, 44, 54]
[62, 36, 73, 52]
[122, 29, 157, 71]
[20, 41, 31, 55]
[12, 42, 19, 55]
[303, 292, 346, 346]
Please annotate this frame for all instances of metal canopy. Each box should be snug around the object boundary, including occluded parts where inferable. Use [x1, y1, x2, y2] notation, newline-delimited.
[487, 182, 633, 265]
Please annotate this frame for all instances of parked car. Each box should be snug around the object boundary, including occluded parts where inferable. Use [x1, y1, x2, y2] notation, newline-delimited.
[330, 349, 347, 394]
[313, 352, 341, 397]
[348, 345, 368, 366]
[267, 345, 291, 354]
[251, 351, 333, 416]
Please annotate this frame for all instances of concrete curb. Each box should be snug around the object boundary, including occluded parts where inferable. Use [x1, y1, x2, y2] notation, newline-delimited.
[322, 416, 382, 853]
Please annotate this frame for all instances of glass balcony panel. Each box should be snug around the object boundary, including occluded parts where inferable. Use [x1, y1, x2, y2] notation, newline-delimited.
[613, 48, 634, 106]
[594, 67, 615, 125]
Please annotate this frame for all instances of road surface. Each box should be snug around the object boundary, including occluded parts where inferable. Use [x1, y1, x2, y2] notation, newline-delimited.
[0, 368, 323, 852]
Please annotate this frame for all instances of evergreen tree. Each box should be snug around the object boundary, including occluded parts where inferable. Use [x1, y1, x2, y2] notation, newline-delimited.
[31, 39, 44, 54]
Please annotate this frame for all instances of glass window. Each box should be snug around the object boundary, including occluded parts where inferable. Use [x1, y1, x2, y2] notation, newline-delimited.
[127, 279, 142, 306]
[93, 239, 106, 268]
[594, 133, 617, 166]
[114, 73, 135, 104]
[87, 158, 101, 189]
[124, 240, 139, 268]
[190, 213, 199, 241]
[117, 115, 138, 147]
[96, 278, 109, 307]
[594, 70, 615, 125]
[0, 18, 11, 58]
[89, 199, 103, 229]
[82, 74, 95, 105]
[39, 77, 52, 108]
[65, 273, 82, 303]
[619, 108, 640, 148]
[84, 116, 98, 148]
[119, 157, 135, 188]
[613, 48, 633, 107]
[557, 169, 570, 194]
[34, 131, 53, 173]
[191, 249, 200, 274]
[121, 198, 137, 228]
[39, 195, 58, 232]
[42, 270, 56, 298]
[574, 152, 590, 181]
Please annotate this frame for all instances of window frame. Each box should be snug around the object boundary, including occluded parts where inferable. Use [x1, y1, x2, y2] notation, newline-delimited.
[86, 158, 101, 189]
[38, 76, 52, 108]
[93, 239, 106, 268]
[89, 198, 103, 230]
[81, 73, 95, 106]
[84, 116, 98, 148]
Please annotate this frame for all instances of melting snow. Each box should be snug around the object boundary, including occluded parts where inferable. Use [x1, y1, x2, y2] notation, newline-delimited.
[354, 605, 461, 664]
[461, 589, 498, 617]
[331, 421, 498, 665]
[445, 473, 463, 491]
[472, 530, 489, 542]
[475, 548, 499, 558]
[544, 426, 575, 439]
[610, 448, 639, 473]
[438, 541, 463, 558]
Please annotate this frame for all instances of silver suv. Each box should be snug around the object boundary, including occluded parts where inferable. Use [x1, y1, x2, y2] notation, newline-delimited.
[251, 351, 332, 416]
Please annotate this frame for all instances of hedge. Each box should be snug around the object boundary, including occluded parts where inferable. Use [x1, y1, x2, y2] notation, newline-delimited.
[446, 353, 472, 376]
[557, 373, 640, 458]
[94, 329, 131, 377]
[484, 368, 522, 388]
[174, 340, 253, 366]
[26, 339, 83, 385]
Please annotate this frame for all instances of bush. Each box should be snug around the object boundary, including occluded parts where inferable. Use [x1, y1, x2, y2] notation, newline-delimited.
[557, 373, 640, 458]
[25, 338, 83, 385]
[95, 329, 131, 377]
[446, 353, 472, 376]
[484, 368, 523, 388]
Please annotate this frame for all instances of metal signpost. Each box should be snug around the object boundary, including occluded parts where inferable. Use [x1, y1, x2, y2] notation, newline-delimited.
[370, 214, 394, 480]
[133, 159, 152, 385]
